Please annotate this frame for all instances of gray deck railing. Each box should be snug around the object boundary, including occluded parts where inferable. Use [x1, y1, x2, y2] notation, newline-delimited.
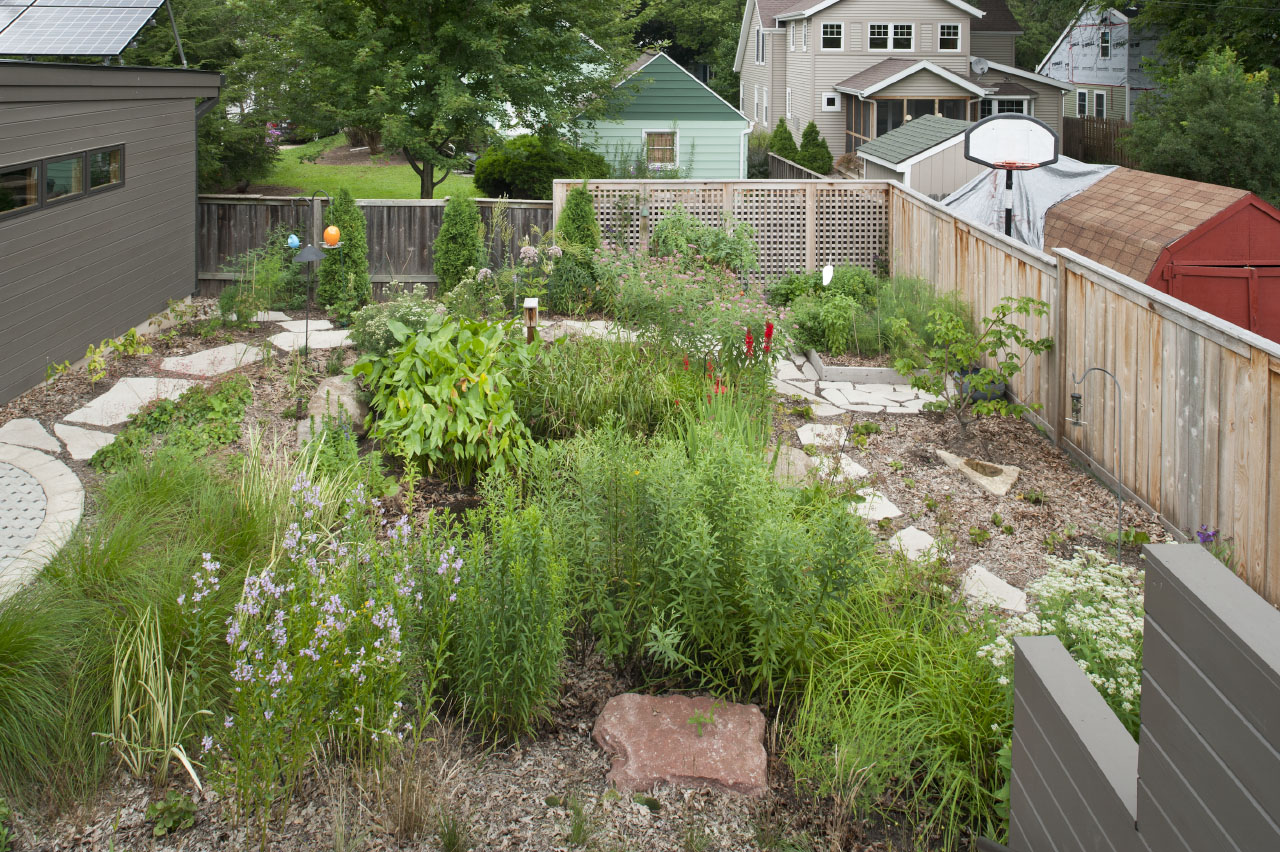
[1009, 543, 1280, 852]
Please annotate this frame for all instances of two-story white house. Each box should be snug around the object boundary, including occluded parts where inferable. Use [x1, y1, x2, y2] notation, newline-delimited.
[733, 0, 1071, 161]
[1036, 5, 1160, 122]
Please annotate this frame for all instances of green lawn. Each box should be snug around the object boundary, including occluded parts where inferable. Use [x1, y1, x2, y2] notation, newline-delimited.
[264, 134, 477, 199]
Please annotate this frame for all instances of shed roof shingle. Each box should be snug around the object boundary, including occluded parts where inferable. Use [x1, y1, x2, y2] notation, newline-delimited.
[856, 115, 969, 165]
[1044, 168, 1249, 282]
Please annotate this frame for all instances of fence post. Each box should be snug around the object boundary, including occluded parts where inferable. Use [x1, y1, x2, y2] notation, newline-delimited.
[805, 183, 817, 271]
[310, 197, 324, 248]
[1049, 250, 1069, 447]
[638, 183, 650, 255]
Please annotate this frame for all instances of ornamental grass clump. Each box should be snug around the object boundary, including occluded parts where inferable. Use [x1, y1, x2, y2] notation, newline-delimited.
[980, 547, 1144, 736]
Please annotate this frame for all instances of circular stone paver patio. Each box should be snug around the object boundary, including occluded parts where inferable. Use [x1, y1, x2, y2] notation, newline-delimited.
[0, 443, 83, 598]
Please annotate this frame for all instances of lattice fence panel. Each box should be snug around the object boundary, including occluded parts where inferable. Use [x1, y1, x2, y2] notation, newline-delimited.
[586, 184, 645, 252]
[815, 185, 888, 271]
[733, 186, 808, 276]
[646, 185, 726, 233]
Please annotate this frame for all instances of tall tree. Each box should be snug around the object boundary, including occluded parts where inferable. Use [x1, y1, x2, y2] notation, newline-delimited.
[1004, 0, 1084, 71]
[636, 0, 741, 103]
[244, 0, 639, 198]
[1134, 0, 1280, 73]
[1123, 48, 1280, 204]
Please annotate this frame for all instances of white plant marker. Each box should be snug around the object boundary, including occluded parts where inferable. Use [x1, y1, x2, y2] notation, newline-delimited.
[821, 264, 834, 287]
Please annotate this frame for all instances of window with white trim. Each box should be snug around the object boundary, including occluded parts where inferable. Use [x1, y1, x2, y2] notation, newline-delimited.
[801, 21, 808, 51]
[1077, 90, 1088, 116]
[939, 23, 960, 51]
[786, 87, 792, 117]
[762, 87, 768, 124]
[821, 92, 839, 112]
[979, 98, 1027, 118]
[788, 23, 794, 51]
[821, 22, 843, 50]
[869, 23, 914, 51]
[644, 131, 677, 168]
[1094, 90, 1106, 117]
[755, 27, 764, 64]
[1099, 30, 1110, 59]
[753, 85, 759, 121]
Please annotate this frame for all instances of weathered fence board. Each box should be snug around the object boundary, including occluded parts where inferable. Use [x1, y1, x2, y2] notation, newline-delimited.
[767, 152, 826, 180]
[196, 196, 552, 297]
[1062, 116, 1138, 168]
[551, 179, 888, 277]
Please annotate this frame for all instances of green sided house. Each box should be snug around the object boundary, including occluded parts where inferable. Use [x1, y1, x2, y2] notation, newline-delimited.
[579, 52, 751, 179]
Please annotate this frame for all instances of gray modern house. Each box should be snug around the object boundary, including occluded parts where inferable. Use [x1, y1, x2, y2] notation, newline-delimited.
[0, 61, 221, 406]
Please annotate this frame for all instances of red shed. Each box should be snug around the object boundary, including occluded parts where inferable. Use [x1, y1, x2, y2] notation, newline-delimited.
[1043, 168, 1280, 342]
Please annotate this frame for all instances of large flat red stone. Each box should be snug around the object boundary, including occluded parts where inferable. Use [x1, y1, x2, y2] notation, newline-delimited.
[592, 694, 768, 795]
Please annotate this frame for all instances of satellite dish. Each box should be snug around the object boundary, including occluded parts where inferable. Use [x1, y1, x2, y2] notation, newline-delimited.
[964, 114, 1059, 171]
[970, 56, 990, 76]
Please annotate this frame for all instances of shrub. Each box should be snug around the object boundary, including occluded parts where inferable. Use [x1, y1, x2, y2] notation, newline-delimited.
[353, 316, 536, 484]
[768, 117, 800, 162]
[316, 188, 372, 322]
[514, 417, 873, 704]
[557, 184, 600, 250]
[981, 548, 1144, 736]
[747, 129, 771, 178]
[648, 206, 759, 274]
[433, 196, 486, 295]
[349, 289, 444, 356]
[795, 121, 833, 175]
[440, 265, 511, 320]
[788, 562, 1010, 850]
[448, 494, 567, 742]
[473, 134, 610, 200]
[543, 245, 596, 315]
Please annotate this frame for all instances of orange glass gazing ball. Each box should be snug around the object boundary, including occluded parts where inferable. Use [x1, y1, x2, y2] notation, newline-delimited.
[323, 225, 341, 246]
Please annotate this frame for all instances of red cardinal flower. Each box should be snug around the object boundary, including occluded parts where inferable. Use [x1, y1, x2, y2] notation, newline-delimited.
[745, 328, 755, 358]
[683, 354, 690, 371]
[764, 321, 774, 354]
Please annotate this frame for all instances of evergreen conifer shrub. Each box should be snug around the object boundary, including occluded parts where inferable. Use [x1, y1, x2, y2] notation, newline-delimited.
[316, 188, 372, 320]
[557, 184, 600, 250]
[769, 118, 800, 162]
[796, 121, 834, 175]
[434, 196, 486, 295]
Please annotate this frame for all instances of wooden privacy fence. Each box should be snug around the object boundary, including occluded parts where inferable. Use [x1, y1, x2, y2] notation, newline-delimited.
[1062, 116, 1138, 168]
[891, 184, 1280, 603]
[767, 152, 827, 181]
[197, 195, 552, 297]
[551, 179, 887, 277]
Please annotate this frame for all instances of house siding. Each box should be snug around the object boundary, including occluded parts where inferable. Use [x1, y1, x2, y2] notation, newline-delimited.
[970, 31, 1016, 65]
[910, 140, 985, 198]
[581, 119, 747, 179]
[0, 64, 218, 406]
[862, 160, 902, 181]
[1038, 9, 1160, 121]
[877, 70, 974, 98]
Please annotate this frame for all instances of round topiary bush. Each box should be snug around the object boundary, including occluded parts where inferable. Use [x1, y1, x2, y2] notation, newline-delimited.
[434, 196, 486, 295]
[474, 135, 610, 200]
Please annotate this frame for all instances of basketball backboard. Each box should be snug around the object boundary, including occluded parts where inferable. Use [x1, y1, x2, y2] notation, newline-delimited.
[964, 114, 1059, 171]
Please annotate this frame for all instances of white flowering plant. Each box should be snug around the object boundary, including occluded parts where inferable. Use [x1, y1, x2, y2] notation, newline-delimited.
[980, 547, 1144, 736]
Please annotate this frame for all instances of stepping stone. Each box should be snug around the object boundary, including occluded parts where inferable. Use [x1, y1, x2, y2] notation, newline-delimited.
[819, 381, 857, 396]
[850, 488, 902, 521]
[818, 453, 869, 483]
[771, 445, 817, 487]
[811, 403, 845, 417]
[64, 377, 197, 427]
[160, 342, 262, 377]
[820, 386, 852, 407]
[882, 390, 919, 403]
[268, 329, 353, 352]
[54, 423, 117, 460]
[774, 360, 806, 382]
[296, 375, 369, 445]
[855, 383, 899, 394]
[936, 449, 1020, 497]
[797, 423, 845, 448]
[849, 404, 886, 413]
[772, 379, 823, 403]
[890, 526, 938, 561]
[251, 310, 291, 322]
[593, 693, 767, 795]
[277, 319, 334, 333]
[788, 380, 818, 395]
[790, 352, 807, 367]
[0, 419, 60, 454]
[897, 398, 932, 412]
[801, 361, 819, 381]
[961, 564, 1027, 613]
[844, 388, 890, 405]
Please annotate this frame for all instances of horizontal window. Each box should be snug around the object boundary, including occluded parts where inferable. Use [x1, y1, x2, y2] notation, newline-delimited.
[0, 144, 124, 221]
[979, 98, 1027, 118]
[869, 22, 913, 51]
[0, 162, 39, 218]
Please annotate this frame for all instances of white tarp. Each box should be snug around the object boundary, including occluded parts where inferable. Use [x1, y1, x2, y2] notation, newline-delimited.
[942, 156, 1117, 250]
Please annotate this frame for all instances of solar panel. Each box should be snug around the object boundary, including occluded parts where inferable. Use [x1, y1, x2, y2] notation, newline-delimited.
[0, 0, 163, 56]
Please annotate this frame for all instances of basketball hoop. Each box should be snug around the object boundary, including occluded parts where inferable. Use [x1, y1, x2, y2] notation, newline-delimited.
[964, 114, 1059, 237]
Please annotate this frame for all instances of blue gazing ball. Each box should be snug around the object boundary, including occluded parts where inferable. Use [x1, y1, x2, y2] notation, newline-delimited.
[287, 234, 300, 249]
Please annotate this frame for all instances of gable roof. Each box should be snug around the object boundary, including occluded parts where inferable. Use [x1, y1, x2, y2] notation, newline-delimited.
[856, 115, 969, 166]
[776, 0, 986, 22]
[973, 59, 1073, 93]
[1044, 168, 1250, 282]
[835, 59, 988, 98]
[759, 0, 801, 27]
[611, 51, 748, 123]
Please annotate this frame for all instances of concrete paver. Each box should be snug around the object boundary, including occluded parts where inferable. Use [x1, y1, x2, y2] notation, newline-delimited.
[64, 377, 197, 427]
[0, 418, 60, 453]
[160, 342, 263, 377]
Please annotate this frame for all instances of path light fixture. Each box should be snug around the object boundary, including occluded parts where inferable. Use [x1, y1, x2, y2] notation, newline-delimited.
[523, 297, 539, 344]
[1069, 367, 1123, 562]
[292, 242, 325, 418]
